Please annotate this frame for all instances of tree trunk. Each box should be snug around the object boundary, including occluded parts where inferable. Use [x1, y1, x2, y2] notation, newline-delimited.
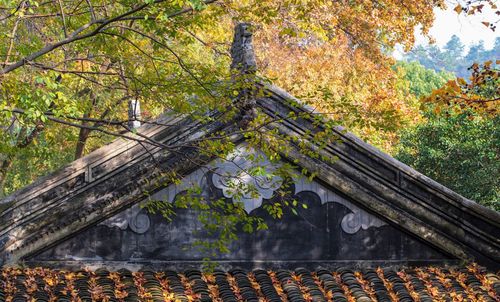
[74, 113, 91, 160]
[74, 129, 91, 159]
[0, 158, 13, 196]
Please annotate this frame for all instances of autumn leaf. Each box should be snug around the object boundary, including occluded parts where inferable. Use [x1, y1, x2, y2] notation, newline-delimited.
[454, 4, 463, 14]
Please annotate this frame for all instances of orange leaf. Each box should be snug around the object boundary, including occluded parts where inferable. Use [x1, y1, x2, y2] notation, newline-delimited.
[454, 4, 463, 13]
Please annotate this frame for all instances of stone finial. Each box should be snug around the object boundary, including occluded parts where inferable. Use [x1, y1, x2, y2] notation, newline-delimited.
[230, 23, 258, 128]
[230, 23, 257, 75]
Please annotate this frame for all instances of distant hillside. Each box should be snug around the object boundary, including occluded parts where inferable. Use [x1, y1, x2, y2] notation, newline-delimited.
[403, 35, 499, 78]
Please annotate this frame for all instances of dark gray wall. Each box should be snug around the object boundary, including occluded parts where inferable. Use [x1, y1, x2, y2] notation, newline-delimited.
[28, 171, 455, 270]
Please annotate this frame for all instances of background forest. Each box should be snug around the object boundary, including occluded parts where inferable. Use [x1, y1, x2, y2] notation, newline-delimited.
[0, 0, 498, 211]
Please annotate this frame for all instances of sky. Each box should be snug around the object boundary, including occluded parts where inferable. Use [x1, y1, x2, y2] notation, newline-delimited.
[420, 5, 499, 49]
[394, 5, 499, 58]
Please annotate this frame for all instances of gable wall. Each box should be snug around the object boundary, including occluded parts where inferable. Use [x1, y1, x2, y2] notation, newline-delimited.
[27, 161, 455, 270]
[2, 87, 498, 270]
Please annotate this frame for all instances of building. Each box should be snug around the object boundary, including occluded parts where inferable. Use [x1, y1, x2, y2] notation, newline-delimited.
[0, 24, 499, 302]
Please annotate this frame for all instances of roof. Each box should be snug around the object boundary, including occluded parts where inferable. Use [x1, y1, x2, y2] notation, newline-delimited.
[1, 265, 499, 302]
[0, 24, 499, 270]
[1, 82, 499, 269]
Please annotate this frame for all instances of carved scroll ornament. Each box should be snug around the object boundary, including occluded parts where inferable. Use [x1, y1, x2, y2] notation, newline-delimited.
[100, 204, 150, 234]
[101, 144, 387, 235]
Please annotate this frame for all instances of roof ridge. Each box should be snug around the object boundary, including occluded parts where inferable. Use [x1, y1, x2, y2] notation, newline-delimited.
[262, 83, 500, 226]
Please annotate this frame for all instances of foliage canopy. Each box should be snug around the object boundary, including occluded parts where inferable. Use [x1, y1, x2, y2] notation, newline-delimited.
[1, 0, 498, 257]
[396, 109, 499, 210]
[0, 0, 446, 193]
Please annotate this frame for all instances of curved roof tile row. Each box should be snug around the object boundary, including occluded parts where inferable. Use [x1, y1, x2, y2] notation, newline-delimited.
[0, 265, 499, 302]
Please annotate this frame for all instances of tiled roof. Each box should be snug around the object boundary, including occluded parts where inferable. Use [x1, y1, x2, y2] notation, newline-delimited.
[1, 265, 499, 302]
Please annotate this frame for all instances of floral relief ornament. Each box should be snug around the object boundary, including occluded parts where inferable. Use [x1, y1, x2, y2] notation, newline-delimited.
[212, 144, 387, 234]
[212, 145, 283, 213]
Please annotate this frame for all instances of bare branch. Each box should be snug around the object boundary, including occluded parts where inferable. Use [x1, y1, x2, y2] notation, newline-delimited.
[27, 61, 122, 76]
[0, 0, 23, 21]
[2, 1, 27, 68]
[115, 25, 217, 100]
[85, 0, 96, 21]
[56, 0, 68, 38]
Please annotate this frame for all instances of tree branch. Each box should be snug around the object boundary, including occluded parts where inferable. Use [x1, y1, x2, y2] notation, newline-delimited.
[114, 25, 217, 99]
[2, 1, 26, 68]
[0, 0, 220, 76]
